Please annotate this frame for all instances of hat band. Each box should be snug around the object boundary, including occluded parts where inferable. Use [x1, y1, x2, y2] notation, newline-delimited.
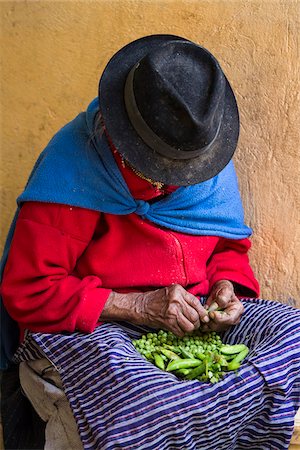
[124, 63, 222, 160]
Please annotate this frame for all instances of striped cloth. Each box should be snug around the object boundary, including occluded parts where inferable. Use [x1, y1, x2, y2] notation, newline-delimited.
[14, 299, 300, 450]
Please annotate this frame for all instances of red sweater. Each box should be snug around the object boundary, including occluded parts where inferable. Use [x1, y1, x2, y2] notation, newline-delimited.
[1, 150, 259, 338]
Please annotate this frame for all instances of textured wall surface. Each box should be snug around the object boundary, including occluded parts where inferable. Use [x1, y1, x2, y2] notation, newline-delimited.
[0, 0, 299, 306]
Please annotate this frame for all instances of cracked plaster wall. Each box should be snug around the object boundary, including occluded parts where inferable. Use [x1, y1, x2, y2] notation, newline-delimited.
[0, 0, 299, 306]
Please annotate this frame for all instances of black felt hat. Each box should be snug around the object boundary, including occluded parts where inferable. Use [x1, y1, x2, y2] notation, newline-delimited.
[99, 34, 239, 186]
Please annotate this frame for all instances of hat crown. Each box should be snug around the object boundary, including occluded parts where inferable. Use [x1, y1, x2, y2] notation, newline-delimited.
[132, 41, 226, 153]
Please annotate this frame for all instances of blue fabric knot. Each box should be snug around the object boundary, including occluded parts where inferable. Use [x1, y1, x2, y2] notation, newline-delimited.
[135, 200, 150, 216]
[16, 98, 252, 239]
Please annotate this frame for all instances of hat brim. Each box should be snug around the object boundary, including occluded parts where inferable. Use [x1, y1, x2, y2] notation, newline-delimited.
[99, 34, 239, 186]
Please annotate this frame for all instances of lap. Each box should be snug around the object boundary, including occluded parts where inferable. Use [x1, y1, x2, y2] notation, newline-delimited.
[15, 299, 300, 450]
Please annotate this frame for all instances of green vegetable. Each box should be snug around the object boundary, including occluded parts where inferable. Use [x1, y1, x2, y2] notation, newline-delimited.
[132, 329, 249, 383]
[179, 347, 195, 359]
[166, 358, 203, 372]
[226, 360, 241, 371]
[220, 344, 248, 355]
[227, 347, 249, 371]
[232, 347, 249, 363]
[185, 362, 206, 380]
[175, 368, 192, 377]
[158, 347, 181, 360]
[153, 353, 165, 370]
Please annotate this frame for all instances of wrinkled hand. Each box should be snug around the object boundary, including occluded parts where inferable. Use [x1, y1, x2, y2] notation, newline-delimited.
[203, 280, 244, 332]
[139, 284, 209, 337]
[101, 282, 243, 336]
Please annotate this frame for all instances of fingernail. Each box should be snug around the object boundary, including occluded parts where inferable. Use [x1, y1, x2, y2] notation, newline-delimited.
[203, 316, 210, 323]
[210, 312, 215, 320]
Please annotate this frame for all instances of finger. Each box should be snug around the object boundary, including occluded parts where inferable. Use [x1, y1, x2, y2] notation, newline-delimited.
[183, 292, 210, 323]
[214, 285, 234, 309]
[202, 298, 243, 332]
[201, 321, 228, 332]
[180, 303, 201, 329]
[166, 319, 188, 337]
[200, 322, 211, 332]
[205, 280, 234, 309]
[210, 299, 244, 325]
[206, 288, 232, 311]
[169, 326, 185, 338]
[179, 298, 202, 325]
[204, 293, 214, 309]
[176, 312, 197, 334]
[201, 322, 218, 332]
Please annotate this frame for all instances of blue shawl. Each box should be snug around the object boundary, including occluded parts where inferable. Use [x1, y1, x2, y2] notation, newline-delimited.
[0, 98, 251, 368]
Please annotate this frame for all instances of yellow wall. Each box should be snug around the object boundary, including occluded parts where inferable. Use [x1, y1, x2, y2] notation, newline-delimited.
[1, 0, 299, 306]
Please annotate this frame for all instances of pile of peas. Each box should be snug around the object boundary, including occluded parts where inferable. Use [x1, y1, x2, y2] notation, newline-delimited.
[132, 330, 249, 383]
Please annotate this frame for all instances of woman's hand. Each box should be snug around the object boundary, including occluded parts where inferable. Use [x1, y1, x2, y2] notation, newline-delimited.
[203, 280, 244, 332]
[101, 285, 209, 337]
[101, 281, 243, 336]
[140, 284, 209, 337]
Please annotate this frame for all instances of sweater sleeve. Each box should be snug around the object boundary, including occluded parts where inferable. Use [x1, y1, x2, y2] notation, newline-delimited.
[206, 237, 260, 297]
[0, 202, 112, 335]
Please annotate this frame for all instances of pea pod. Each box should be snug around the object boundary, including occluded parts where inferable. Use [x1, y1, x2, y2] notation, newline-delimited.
[179, 347, 194, 359]
[158, 347, 181, 360]
[166, 358, 202, 372]
[153, 353, 165, 370]
[144, 351, 153, 361]
[132, 329, 249, 383]
[227, 360, 241, 371]
[223, 354, 236, 361]
[185, 362, 206, 380]
[233, 347, 249, 363]
[164, 345, 182, 353]
[220, 344, 248, 355]
[175, 368, 193, 377]
[214, 354, 228, 366]
[227, 347, 249, 371]
[207, 302, 224, 313]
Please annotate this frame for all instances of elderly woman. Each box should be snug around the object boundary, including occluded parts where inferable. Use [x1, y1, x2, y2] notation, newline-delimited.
[1, 35, 299, 450]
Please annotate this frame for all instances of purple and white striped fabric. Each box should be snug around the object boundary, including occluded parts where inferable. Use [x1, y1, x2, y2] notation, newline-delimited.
[14, 299, 300, 449]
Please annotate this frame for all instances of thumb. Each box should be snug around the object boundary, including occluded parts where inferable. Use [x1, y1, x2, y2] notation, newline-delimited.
[214, 283, 234, 308]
